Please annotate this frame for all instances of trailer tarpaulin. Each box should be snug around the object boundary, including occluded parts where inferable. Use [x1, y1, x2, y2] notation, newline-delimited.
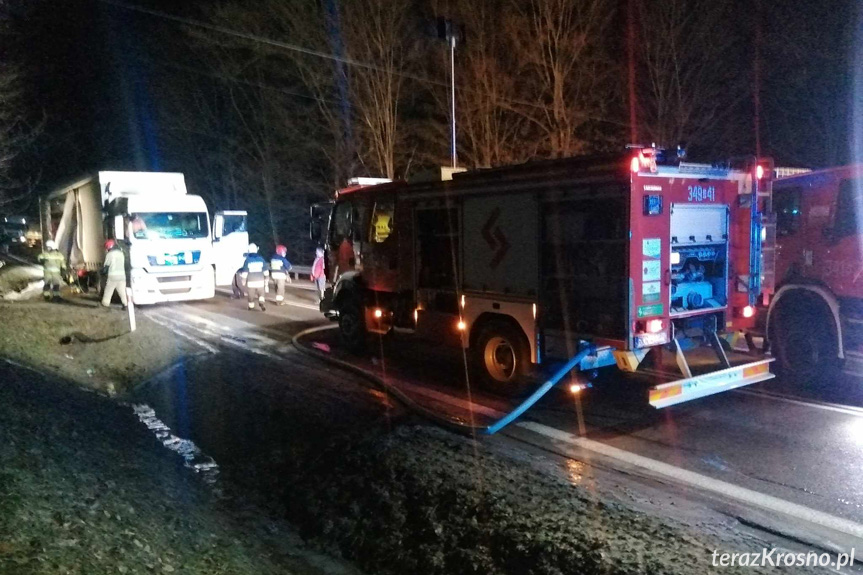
[54, 183, 104, 271]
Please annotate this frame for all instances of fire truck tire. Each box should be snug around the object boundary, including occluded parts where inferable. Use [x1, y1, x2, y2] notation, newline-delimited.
[472, 320, 531, 396]
[338, 293, 366, 352]
[771, 297, 839, 386]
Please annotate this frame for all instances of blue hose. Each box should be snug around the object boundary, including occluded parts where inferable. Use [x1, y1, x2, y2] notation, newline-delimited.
[293, 325, 596, 438]
[485, 345, 594, 435]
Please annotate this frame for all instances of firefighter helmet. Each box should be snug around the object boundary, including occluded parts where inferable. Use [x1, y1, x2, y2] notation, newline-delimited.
[104, 239, 115, 250]
[45, 239, 57, 250]
[275, 244, 287, 257]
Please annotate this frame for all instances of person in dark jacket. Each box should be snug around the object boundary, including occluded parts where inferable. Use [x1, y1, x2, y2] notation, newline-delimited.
[269, 244, 292, 306]
[240, 243, 268, 311]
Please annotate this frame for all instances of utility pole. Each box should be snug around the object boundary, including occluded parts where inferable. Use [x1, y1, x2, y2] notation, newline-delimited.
[449, 32, 457, 169]
[437, 18, 459, 168]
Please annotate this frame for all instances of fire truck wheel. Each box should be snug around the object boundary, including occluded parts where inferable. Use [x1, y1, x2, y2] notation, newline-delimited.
[772, 297, 839, 386]
[473, 321, 531, 396]
[338, 294, 366, 352]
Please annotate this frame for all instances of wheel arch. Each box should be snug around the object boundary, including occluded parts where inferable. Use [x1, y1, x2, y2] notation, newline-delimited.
[469, 312, 531, 354]
[767, 284, 844, 359]
[333, 271, 365, 307]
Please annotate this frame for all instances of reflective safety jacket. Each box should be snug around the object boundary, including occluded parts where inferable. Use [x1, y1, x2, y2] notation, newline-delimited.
[103, 247, 126, 280]
[269, 255, 292, 279]
[241, 254, 269, 288]
[38, 250, 66, 274]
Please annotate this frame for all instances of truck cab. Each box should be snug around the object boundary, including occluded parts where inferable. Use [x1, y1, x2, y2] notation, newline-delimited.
[107, 193, 217, 304]
[42, 171, 247, 305]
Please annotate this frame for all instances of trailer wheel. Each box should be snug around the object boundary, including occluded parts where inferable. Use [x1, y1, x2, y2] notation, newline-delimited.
[338, 293, 366, 353]
[771, 296, 839, 386]
[473, 320, 531, 396]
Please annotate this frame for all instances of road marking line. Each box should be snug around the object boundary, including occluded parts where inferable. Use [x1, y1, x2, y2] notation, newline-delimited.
[218, 336, 281, 359]
[518, 420, 863, 540]
[214, 288, 320, 311]
[392, 379, 506, 419]
[370, 374, 863, 540]
[151, 311, 221, 340]
[146, 313, 218, 354]
[175, 310, 231, 332]
[280, 299, 319, 311]
[734, 389, 863, 417]
[173, 307, 289, 347]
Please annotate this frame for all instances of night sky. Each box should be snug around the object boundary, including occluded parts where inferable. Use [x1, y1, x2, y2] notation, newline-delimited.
[6, 0, 861, 215]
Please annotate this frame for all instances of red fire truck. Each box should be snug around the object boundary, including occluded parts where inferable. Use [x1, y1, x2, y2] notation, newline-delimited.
[312, 148, 776, 407]
[766, 165, 862, 382]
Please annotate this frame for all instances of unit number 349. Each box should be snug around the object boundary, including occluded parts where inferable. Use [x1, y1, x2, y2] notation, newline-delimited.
[688, 185, 716, 202]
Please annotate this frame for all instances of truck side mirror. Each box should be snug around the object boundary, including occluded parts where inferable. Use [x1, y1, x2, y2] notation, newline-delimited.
[310, 220, 321, 242]
[114, 215, 125, 240]
[213, 214, 224, 240]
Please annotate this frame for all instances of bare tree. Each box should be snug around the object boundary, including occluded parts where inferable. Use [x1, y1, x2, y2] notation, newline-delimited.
[0, 4, 40, 208]
[339, 0, 416, 179]
[508, 0, 616, 158]
[424, 0, 533, 169]
[632, 0, 743, 154]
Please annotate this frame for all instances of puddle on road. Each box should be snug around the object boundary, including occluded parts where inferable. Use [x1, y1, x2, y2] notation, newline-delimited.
[129, 403, 222, 492]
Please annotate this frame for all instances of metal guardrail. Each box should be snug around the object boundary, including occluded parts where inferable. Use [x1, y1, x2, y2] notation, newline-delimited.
[290, 265, 311, 280]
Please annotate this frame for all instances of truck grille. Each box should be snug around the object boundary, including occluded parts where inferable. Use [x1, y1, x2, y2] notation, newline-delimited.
[159, 287, 192, 295]
[156, 276, 192, 283]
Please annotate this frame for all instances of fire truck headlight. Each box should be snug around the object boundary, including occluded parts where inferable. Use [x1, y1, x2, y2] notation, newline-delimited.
[756, 165, 765, 179]
[457, 320, 466, 331]
[646, 319, 663, 333]
[374, 308, 383, 319]
[670, 252, 681, 265]
[742, 305, 755, 318]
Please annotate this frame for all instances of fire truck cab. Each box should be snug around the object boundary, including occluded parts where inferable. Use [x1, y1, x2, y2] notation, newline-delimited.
[312, 149, 776, 407]
[767, 165, 863, 381]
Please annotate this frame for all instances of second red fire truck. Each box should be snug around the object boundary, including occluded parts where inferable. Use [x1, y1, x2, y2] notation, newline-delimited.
[766, 165, 862, 382]
[312, 148, 777, 407]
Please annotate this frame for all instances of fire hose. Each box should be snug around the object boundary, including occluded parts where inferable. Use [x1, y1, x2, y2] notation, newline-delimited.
[292, 325, 594, 436]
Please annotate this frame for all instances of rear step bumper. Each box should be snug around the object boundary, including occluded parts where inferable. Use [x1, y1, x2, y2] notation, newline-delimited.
[648, 358, 774, 408]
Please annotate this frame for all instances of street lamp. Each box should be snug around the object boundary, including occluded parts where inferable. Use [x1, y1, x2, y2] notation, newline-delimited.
[437, 18, 460, 169]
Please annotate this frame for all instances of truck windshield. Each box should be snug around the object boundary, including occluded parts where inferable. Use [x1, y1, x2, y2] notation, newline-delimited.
[131, 212, 209, 240]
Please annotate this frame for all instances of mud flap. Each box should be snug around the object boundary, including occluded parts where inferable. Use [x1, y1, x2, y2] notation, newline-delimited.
[648, 358, 774, 409]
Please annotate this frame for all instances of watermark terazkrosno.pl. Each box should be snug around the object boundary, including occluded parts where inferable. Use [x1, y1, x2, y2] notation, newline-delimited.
[712, 548, 856, 570]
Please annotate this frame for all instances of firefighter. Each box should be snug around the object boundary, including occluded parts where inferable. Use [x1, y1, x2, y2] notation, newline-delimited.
[38, 239, 66, 302]
[240, 243, 268, 311]
[101, 239, 128, 309]
[269, 244, 292, 306]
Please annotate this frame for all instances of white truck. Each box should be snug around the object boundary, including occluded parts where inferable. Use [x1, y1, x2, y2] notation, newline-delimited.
[40, 171, 247, 304]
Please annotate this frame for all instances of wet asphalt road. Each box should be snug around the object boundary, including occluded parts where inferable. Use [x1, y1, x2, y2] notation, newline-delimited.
[142, 283, 863, 545]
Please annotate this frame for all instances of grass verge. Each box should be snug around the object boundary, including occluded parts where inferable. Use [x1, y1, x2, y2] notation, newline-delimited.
[0, 300, 198, 396]
[0, 362, 347, 575]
